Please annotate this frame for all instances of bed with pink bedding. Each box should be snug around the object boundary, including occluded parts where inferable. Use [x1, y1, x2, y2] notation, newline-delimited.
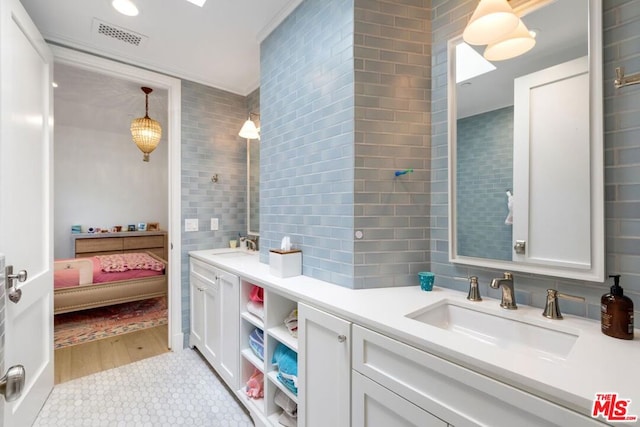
[53, 252, 167, 314]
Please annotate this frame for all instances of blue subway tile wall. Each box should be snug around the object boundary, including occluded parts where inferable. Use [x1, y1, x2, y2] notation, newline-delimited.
[353, 0, 431, 289]
[260, 0, 356, 287]
[180, 80, 249, 339]
[430, 0, 640, 320]
[456, 106, 513, 261]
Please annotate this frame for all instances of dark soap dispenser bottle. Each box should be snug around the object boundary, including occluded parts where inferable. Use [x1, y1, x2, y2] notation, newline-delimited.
[601, 274, 634, 340]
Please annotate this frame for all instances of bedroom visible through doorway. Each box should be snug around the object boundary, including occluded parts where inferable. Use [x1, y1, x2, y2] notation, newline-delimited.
[50, 51, 180, 381]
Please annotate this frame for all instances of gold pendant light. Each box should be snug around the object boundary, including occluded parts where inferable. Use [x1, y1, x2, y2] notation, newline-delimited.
[131, 87, 162, 162]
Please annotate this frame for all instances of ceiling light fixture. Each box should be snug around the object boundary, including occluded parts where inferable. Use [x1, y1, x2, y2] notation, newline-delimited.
[463, 0, 519, 46]
[185, 0, 207, 6]
[483, 19, 536, 61]
[131, 87, 162, 162]
[239, 113, 260, 140]
[112, 0, 139, 17]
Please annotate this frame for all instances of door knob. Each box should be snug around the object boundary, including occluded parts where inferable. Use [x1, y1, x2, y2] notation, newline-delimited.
[0, 365, 25, 402]
[5, 265, 26, 304]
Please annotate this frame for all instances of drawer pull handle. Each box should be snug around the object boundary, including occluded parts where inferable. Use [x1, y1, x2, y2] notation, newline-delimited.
[338, 335, 346, 343]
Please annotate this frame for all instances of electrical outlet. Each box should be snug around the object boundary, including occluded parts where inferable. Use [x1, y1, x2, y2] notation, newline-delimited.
[210, 218, 219, 231]
[185, 218, 198, 232]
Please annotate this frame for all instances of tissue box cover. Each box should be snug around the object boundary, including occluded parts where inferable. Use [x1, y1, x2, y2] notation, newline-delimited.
[269, 249, 302, 278]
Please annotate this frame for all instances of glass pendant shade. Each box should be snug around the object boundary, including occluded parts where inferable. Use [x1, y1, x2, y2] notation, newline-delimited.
[239, 118, 260, 140]
[463, 0, 520, 46]
[131, 87, 162, 162]
[484, 19, 536, 61]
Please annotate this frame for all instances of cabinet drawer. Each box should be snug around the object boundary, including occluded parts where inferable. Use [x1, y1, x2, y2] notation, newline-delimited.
[190, 258, 219, 282]
[123, 235, 164, 250]
[75, 237, 123, 254]
[352, 325, 603, 427]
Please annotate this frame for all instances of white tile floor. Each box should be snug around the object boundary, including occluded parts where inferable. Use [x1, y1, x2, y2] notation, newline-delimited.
[34, 349, 254, 427]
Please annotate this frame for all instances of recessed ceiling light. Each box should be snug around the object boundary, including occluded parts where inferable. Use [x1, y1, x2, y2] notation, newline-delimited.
[185, 0, 207, 6]
[51, 82, 58, 88]
[112, 0, 139, 16]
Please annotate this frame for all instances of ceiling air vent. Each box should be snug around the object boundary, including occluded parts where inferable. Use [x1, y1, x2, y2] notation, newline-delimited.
[92, 19, 148, 47]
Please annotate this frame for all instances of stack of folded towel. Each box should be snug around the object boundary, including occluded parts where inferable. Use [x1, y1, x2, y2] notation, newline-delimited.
[249, 328, 264, 361]
[274, 389, 297, 426]
[271, 343, 298, 396]
[247, 285, 264, 319]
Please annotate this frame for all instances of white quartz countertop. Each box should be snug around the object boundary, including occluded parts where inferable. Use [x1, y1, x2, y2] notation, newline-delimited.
[190, 248, 640, 419]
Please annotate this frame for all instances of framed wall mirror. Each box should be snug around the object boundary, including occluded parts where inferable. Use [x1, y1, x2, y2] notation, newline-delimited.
[247, 138, 260, 236]
[448, 0, 604, 281]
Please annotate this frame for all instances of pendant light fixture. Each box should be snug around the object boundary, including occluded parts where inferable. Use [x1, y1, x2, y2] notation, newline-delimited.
[131, 87, 162, 162]
[463, 0, 519, 46]
[239, 112, 260, 140]
[483, 19, 536, 61]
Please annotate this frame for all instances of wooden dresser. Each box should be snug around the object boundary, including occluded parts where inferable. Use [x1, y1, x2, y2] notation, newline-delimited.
[73, 230, 168, 260]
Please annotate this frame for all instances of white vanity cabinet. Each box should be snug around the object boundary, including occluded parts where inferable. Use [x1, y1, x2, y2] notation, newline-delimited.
[352, 325, 605, 427]
[298, 303, 351, 427]
[189, 258, 240, 390]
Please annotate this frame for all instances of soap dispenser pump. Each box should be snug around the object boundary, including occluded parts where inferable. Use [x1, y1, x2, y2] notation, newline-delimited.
[601, 274, 634, 340]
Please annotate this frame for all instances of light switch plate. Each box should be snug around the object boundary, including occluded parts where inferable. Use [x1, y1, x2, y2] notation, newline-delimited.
[185, 218, 198, 232]
[210, 218, 219, 231]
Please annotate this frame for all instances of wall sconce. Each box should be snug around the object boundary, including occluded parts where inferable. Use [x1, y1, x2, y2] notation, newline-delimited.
[131, 87, 162, 162]
[463, 0, 535, 61]
[239, 112, 260, 140]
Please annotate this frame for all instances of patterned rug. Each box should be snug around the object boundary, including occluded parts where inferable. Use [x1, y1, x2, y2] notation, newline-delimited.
[54, 296, 168, 349]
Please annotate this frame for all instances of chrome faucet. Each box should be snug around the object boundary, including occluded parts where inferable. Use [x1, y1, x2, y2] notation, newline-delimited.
[490, 272, 517, 309]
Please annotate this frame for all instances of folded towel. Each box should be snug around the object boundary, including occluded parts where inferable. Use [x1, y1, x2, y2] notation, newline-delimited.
[278, 410, 297, 427]
[249, 328, 264, 361]
[249, 285, 264, 302]
[245, 368, 264, 399]
[284, 309, 298, 338]
[272, 343, 298, 395]
[247, 300, 265, 320]
[274, 389, 297, 418]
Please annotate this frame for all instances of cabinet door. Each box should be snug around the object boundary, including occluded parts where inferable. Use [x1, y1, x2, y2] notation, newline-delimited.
[218, 269, 240, 390]
[203, 277, 221, 367]
[352, 371, 447, 427]
[298, 303, 351, 427]
[189, 273, 205, 348]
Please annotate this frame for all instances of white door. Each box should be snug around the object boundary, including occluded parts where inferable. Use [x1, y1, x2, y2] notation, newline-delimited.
[0, 0, 54, 425]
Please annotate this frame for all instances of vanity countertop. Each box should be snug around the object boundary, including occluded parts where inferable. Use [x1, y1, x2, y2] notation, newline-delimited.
[190, 248, 640, 419]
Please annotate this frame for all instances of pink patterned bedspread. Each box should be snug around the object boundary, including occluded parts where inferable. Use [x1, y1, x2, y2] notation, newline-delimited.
[97, 253, 165, 273]
[54, 253, 165, 290]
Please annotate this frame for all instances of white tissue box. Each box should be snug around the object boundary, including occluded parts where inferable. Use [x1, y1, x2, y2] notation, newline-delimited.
[269, 249, 302, 278]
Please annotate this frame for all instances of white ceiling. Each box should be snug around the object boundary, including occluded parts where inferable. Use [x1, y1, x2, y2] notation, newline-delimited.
[20, 0, 303, 95]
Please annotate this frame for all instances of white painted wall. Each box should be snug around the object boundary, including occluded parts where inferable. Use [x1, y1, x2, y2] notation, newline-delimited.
[53, 101, 168, 259]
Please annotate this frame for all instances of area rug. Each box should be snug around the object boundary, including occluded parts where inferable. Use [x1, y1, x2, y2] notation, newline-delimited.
[54, 296, 168, 349]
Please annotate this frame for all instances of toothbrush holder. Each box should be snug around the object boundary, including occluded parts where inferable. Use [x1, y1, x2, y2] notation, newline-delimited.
[418, 272, 435, 291]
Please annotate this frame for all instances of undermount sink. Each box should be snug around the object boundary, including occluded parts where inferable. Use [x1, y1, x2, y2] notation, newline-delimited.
[212, 250, 256, 257]
[406, 300, 579, 360]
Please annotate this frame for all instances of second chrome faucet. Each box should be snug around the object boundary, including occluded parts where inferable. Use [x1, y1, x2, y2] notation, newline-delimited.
[490, 272, 517, 310]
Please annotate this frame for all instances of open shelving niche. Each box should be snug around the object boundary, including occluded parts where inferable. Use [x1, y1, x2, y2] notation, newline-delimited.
[237, 279, 299, 425]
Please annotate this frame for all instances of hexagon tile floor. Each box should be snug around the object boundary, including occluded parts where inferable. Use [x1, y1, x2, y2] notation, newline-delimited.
[34, 349, 254, 427]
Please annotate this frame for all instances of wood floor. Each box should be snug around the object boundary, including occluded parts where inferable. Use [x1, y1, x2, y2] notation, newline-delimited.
[54, 324, 169, 384]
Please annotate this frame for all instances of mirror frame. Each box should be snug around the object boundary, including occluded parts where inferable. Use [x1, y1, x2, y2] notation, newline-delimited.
[247, 138, 259, 236]
[447, 0, 604, 282]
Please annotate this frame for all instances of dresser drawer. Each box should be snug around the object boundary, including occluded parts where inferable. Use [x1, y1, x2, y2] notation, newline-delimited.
[352, 325, 603, 427]
[123, 235, 165, 250]
[75, 237, 123, 254]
